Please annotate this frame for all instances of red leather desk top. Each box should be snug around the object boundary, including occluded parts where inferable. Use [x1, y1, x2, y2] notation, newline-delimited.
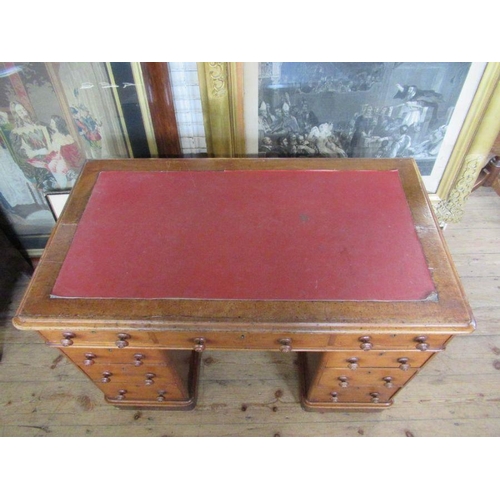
[51, 170, 435, 301]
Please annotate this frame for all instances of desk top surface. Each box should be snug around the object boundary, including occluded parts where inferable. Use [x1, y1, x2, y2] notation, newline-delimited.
[14, 158, 474, 334]
[51, 169, 434, 302]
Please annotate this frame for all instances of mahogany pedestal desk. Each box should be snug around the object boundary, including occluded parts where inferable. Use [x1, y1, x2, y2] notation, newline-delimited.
[13, 158, 475, 411]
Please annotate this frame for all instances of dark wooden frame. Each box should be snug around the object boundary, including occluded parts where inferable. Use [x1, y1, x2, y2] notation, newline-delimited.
[140, 63, 182, 157]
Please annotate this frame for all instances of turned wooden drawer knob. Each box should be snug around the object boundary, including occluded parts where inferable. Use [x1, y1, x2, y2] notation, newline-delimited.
[84, 353, 96, 366]
[61, 332, 75, 346]
[194, 338, 206, 352]
[383, 376, 394, 388]
[338, 376, 349, 388]
[116, 389, 127, 401]
[370, 392, 380, 403]
[157, 390, 167, 402]
[133, 353, 145, 366]
[347, 357, 359, 370]
[330, 392, 339, 403]
[116, 333, 131, 348]
[359, 336, 373, 351]
[279, 338, 292, 353]
[415, 336, 429, 351]
[145, 373, 156, 385]
[398, 357, 410, 371]
[101, 371, 112, 383]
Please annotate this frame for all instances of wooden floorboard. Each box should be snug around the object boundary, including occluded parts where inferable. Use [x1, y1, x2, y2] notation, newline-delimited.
[1, 187, 499, 437]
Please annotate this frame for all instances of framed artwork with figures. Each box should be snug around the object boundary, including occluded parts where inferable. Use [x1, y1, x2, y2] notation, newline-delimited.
[0, 62, 157, 255]
[254, 63, 483, 191]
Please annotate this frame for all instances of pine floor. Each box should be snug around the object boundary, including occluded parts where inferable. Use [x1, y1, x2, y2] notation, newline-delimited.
[1, 187, 499, 437]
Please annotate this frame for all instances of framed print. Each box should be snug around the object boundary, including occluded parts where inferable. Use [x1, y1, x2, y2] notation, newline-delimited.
[0, 62, 160, 256]
[240, 62, 500, 224]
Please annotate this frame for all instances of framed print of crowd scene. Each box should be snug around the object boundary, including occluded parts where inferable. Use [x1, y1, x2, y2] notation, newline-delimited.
[254, 62, 489, 195]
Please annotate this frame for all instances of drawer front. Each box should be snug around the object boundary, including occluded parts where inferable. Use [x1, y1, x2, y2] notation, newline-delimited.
[97, 382, 187, 402]
[327, 334, 450, 351]
[75, 362, 179, 385]
[317, 367, 417, 388]
[323, 350, 435, 369]
[42, 329, 332, 351]
[307, 384, 398, 404]
[42, 329, 449, 352]
[62, 347, 172, 366]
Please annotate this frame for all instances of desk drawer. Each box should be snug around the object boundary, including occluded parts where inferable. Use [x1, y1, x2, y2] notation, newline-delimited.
[323, 350, 435, 369]
[327, 333, 450, 351]
[62, 347, 173, 366]
[75, 362, 180, 385]
[42, 329, 332, 351]
[42, 329, 450, 352]
[317, 367, 417, 388]
[307, 384, 398, 404]
[97, 382, 188, 402]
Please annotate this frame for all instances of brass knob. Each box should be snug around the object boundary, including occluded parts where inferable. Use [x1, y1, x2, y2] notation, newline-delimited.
[133, 353, 145, 366]
[61, 332, 75, 346]
[116, 333, 130, 348]
[415, 336, 429, 351]
[398, 357, 410, 371]
[370, 392, 380, 403]
[279, 338, 292, 353]
[359, 336, 373, 351]
[84, 353, 96, 366]
[157, 390, 167, 402]
[101, 371, 112, 383]
[194, 337, 206, 352]
[116, 389, 127, 401]
[145, 373, 156, 386]
[330, 392, 339, 403]
[383, 376, 394, 388]
[338, 376, 349, 388]
[347, 357, 359, 370]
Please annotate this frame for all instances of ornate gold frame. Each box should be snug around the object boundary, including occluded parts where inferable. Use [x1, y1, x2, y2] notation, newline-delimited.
[199, 62, 500, 225]
[433, 62, 500, 224]
[197, 62, 246, 157]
